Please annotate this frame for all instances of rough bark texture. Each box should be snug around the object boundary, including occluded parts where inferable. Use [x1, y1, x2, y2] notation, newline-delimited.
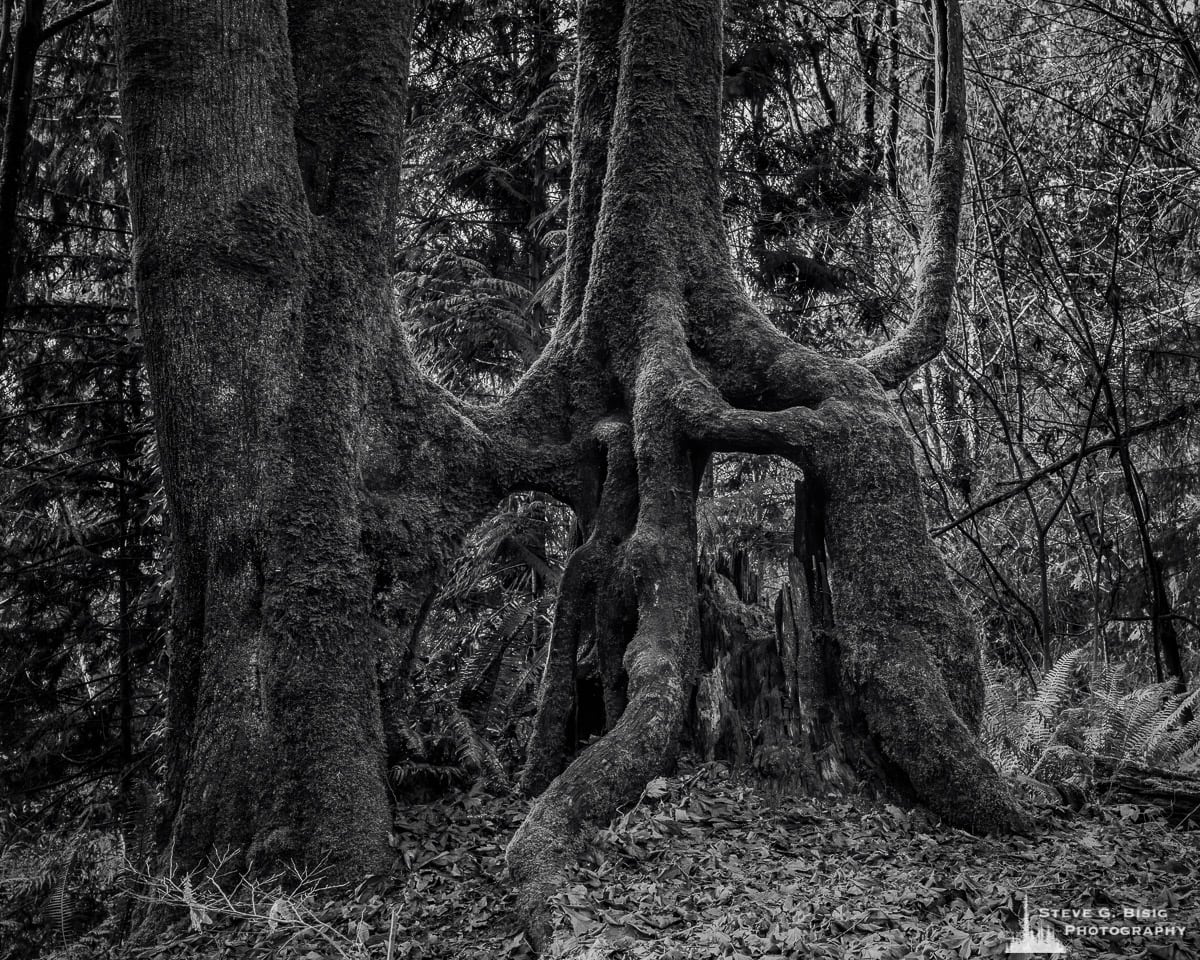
[505, 0, 1025, 946]
[115, 0, 1023, 931]
[116, 0, 576, 882]
[116, 0, 320, 873]
[688, 556, 818, 782]
[686, 490, 892, 799]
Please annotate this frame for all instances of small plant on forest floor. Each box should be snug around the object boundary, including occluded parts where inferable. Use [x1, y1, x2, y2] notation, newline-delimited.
[388, 698, 509, 799]
[0, 825, 128, 960]
[133, 854, 400, 959]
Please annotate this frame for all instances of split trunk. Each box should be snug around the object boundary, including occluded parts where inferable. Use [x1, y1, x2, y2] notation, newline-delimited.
[114, 0, 1024, 941]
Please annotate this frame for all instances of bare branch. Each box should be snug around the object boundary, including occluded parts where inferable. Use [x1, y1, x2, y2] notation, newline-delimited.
[932, 404, 1195, 537]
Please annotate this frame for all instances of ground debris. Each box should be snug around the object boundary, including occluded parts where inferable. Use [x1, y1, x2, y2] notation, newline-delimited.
[107, 764, 1198, 959]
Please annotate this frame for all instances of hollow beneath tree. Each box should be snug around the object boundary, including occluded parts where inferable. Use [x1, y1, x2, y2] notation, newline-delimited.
[685, 479, 918, 806]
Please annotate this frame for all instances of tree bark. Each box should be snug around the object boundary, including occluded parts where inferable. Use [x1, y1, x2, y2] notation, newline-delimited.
[116, 0, 320, 874]
[0, 0, 44, 324]
[505, 0, 1025, 946]
[858, 0, 965, 388]
[116, 0, 579, 883]
[114, 0, 1024, 929]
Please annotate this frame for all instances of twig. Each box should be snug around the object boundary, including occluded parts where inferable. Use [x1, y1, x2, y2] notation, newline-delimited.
[39, 0, 110, 43]
[932, 404, 1194, 536]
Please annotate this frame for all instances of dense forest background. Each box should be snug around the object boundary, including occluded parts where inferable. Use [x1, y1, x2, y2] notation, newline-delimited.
[1, 0, 1199, 956]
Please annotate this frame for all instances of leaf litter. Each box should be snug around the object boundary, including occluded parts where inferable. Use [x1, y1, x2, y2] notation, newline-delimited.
[113, 763, 1198, 960]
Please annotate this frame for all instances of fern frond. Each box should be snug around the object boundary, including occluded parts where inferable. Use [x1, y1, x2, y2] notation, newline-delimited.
[1118, 683, 1174, 759]
[447, 706, 508, 785]
[1147, 687, 1200, 748]
[390, 762, 466, 787]
[1025, 647, 1084, 749]
[42, 842, 79, 948]
[395, 721, 426, 759]
[1177, 735, 1200, 773]
[504, 647, 547, 710]
[983, 678, 1024, 764]
[1085, 666, 1126, 755]
[1149, 714, 1200, 766]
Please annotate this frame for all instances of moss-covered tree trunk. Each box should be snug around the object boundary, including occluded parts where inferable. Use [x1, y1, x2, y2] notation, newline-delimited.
[114, 0, 567, 880]
[114, 0, 411, 878]
[506, 0, 1026, 945]
[115, 0, 1023, 932]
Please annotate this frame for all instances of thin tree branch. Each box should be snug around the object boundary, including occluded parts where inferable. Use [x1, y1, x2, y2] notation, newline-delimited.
[857, 0, 965, 387]
[932, 405, 1194, 537]
[39, 0, 110, 43]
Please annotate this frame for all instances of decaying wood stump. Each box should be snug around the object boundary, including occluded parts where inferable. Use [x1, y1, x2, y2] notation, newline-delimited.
[686, 478, 897, 799]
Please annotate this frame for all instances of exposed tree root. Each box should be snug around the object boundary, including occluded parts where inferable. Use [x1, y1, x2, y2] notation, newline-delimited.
[520, 420, 638, 796]
[520, 543, 598, 797]
[501, 0, 1026, 946]
[119, 0, 1026, 931]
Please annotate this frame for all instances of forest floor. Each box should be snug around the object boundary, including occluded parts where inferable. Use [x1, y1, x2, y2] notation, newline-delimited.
[103, 762, 1198, 960]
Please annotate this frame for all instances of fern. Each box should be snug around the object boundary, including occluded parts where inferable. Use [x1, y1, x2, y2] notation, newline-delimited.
[1153, 714, 1200, 766]
[388, 703, 509, 794]
[986, 650, 1200, 795]
[396, 250, 546, 389]
[1147, 686, 1200, 750]
[390, 761, 465, 788]
[1024, 647, 1084, 751]
[1084, 665, 1126, 756]
[41, 842, 78, 948]
[1177, 735, 1200, 773]
[446, 706, 508, 786]
[1129, 688, 1200, 766]
[456, 598, 532, 696]
[504, 643, 548, 712]
[1120, 685, 1167, 756]
[394, 721, 426, 758]
[982, 664, 1022, 762]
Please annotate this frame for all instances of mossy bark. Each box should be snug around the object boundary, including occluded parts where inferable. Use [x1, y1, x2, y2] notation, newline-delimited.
[115, 0, 567, 880]
[506, 0, 1024, 946]
[115, 0, 322, 874]
[116, 0, 1021, 927]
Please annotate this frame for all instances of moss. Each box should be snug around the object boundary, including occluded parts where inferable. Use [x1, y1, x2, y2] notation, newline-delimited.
[212, 183, 309, 283]
[125, 0, 1010, 930]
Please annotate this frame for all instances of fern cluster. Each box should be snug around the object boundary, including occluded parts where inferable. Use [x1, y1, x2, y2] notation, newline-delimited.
[388, 701, 508, 798]
[0, 827, 125, 960]
[984, 649, 1200, 801]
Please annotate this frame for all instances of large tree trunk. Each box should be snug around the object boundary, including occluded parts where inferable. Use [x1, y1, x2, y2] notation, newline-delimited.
[115, 0, 1023, 932]
[506, 0, 1025, 947]
[116, 0, 578, 884]
[114, 0, 411, 878]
